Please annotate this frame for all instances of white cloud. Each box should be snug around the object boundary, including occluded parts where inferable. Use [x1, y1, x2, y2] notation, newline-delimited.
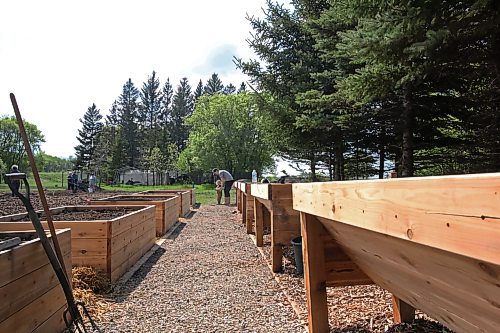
[0, 0, 268, 157]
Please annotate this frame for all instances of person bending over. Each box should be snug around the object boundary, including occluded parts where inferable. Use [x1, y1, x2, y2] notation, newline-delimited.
[212, 168, 234, 205]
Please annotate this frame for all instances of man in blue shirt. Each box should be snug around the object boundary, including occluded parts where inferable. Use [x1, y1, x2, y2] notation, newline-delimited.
[212, 168, 234, 205]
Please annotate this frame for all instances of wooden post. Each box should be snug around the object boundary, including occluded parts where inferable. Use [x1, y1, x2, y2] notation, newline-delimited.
[245, 194, 253, 234]
[242, 193, 247, 226]
[271, 213, 284, 272]
[254, 198, 264, 247]
[392, 295, 415, 323]
[301, 212, 329, 333]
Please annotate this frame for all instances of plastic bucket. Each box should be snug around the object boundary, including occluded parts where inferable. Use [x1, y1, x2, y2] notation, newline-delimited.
[291, 236, 303, 275]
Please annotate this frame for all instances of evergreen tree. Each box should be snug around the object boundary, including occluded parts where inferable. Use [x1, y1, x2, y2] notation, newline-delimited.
[171, 78, 194, 150]
[194, 79, 204, 100]
[139, 71, 164, 160]
[237, 82, 247, 93]
[203, 73, 224, 95]
[117, 78, 141, 168]
[223, 83, 236, 94]
[74, 103, 103, 171]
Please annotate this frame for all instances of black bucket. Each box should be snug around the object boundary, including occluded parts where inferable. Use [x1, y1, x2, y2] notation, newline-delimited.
[291, 236, 303, 275]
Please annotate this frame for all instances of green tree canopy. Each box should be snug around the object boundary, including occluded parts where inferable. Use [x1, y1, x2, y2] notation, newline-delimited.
[178, 93, 275, 177]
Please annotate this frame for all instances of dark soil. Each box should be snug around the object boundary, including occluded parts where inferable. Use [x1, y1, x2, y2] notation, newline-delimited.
[99, 196, 173, 201]
[15, 208, 137, 222]
[0, 231, 37, 242]
[0, 191, 127, 216]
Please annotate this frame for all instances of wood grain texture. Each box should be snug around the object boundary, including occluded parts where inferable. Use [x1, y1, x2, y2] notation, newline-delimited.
[0, 229, 70, 333]
[293, 173, 500, 264]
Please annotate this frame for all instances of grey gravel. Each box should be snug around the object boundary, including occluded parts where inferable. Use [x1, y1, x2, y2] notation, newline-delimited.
[98, 204, 304, 333]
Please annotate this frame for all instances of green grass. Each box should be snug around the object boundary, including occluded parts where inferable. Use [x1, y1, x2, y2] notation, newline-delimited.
[1, 172, 228, 205]
[101, 183, 218, 205]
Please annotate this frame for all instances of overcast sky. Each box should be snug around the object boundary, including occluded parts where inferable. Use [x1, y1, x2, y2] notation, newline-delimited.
[0, 0, 269, 158]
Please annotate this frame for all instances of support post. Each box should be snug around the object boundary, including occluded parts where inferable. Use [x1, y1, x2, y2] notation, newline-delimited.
[392, 295, 415, 323]
[254, 198, 264, 247]
[301, 212, 329, 333]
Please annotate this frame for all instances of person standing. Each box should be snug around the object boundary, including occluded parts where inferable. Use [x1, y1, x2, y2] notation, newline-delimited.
[9, 165, 21, 196]
[71, 171, 78, 193]
[88, 173, 97, 193]
[212, 168, 234, 205]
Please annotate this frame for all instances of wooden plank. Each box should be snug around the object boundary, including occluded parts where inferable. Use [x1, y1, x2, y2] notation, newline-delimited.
[72, 238, 107, 257]
[392, 295, 416, 323]
[32, 304, 65, 333]
[251, 183, 270, 200]
[319, 218, 500, 333]
[301, 212, 329, 333]
[0, 237, 21, 251]
[292, 174, 500, 264]
[0, 229, 71, 287]
[0, 221, 108, 238]
[254, 198, 265, 247]
[270, 184, 293, 200]
[0, 284, 66, 333]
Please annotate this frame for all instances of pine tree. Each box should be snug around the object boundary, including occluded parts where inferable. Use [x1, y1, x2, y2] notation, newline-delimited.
[223, 83, 236, 94]
[117, 78, 141, 168]
[171, 78, 194, 150]
[139, 71, 164, 159]
[203, 73, 224, 95]
[74, 103, 103, 171]
[194, 79, 204, 101]
[237, 82, 247, 93]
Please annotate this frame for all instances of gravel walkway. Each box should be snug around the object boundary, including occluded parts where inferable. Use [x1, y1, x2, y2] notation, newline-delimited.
[98, 204, 304, 333]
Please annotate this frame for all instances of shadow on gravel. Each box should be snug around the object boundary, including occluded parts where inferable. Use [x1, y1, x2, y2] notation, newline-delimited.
[107, 246, 166, 303]
[332, 327, 371, 333]
[166, 222, 187, 240]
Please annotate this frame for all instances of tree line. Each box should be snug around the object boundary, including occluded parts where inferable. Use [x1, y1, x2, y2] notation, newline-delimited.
[235, 0, 500, 179]
[73, 72, 272, 183]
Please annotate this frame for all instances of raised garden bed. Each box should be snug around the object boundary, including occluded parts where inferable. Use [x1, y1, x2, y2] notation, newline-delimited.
[140, 189, 195, 208]
[0, 205, 155, 283]
[137, 191, 191, 217]
[292, 173, 500, 333]
[0, 229, 71, 333]
[250, 183, 301, 273]
[239, 182, 255, 231]
[89, 195, 179, 236]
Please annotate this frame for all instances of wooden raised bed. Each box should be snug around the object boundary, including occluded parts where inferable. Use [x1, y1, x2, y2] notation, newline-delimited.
[140, 188, 195, 208]
[292, 173, 500, 333]
[0, 229, 71, 333]
[239, 182, 254, 232]
[251, 183, 301, 272]
[0, 205, 155, 283]
[90, 195, 180, 236]
[234, 181, 243, 214]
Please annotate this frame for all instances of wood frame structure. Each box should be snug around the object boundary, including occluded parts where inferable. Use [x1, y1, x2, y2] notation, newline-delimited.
[234, 181, 243, 214]
[239, 182, 255, 232]
[0, 229, 71, 333]
[90, 194, 180, 235]
[140, 189, 195, 208]
[0, 205, 156, 283]
[293, 173, 500, 333]
[251, 183, 301, 272]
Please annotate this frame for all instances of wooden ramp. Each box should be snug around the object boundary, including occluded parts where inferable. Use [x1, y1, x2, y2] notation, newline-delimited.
[292, 173, 500, 333]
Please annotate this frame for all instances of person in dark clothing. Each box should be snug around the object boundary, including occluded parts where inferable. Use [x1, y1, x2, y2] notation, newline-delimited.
[212, 168, 234, 205]
[71, 171, 78, 193]
[10, 165, 21, 196]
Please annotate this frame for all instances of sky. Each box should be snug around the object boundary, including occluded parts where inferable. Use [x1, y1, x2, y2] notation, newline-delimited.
[0, 0, 269, 158]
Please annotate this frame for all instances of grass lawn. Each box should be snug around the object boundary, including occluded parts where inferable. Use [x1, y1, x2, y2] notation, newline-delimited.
[1, 172, 234, 205]
[100, 183, 219, 205]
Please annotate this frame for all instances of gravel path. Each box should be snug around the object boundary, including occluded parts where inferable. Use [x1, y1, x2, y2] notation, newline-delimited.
[98, 204, 304, 333]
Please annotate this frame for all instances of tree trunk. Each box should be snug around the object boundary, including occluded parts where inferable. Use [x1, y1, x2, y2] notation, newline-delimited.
[400, 88, 415, 177]
[334, 141, 343, 181]
[310, 152, 317, 181]
[379, 126, 386, 179]
[328, 150, 334, 181]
